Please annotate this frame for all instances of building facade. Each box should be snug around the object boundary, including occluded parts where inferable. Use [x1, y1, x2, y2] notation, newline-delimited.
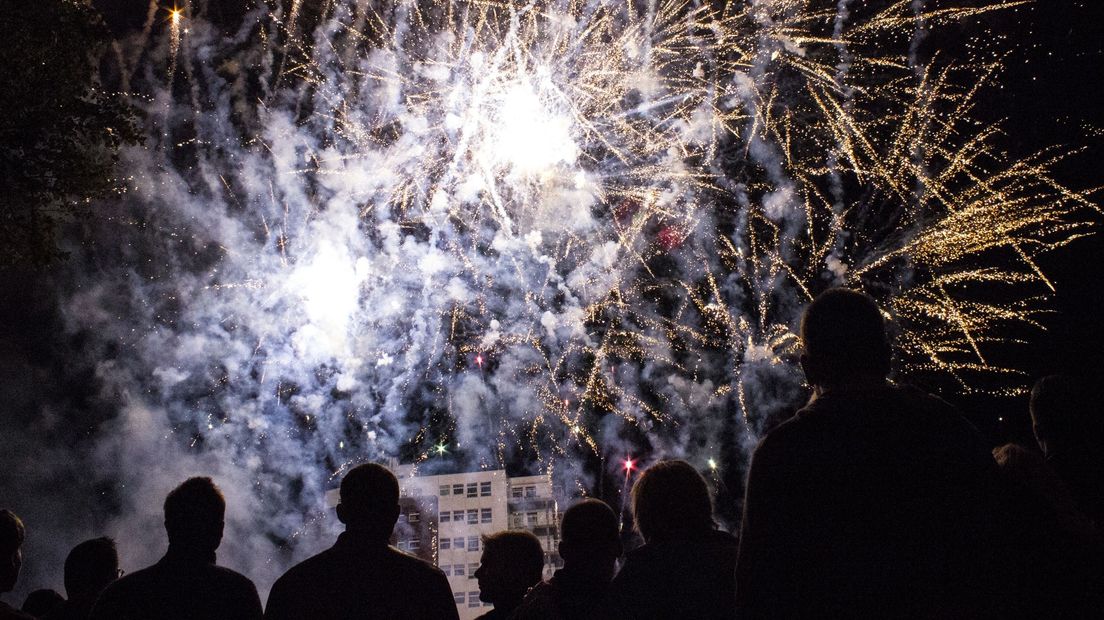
[392, 466, 564, 620]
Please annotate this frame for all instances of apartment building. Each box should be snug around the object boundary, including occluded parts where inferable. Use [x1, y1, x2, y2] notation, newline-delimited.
[392, 466, 564, 620]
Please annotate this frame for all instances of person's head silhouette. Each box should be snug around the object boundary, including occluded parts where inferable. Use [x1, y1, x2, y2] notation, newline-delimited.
[164, 477, 226, 556]
[800, 288, 891, 391]
[631, 460, 713, 544]
[1029, 374, 1100, 456]
[475, 530, 544, 611]
[64, 536, 120, 600]
[336, 463, 400, 541]
[0, 509, 24, 594]
[559, 499, 622, 581]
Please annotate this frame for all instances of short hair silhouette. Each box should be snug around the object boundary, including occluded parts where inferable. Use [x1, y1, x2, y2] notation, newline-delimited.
[164, 477, 225, 551]
[65, 537, 120, 598]
[631, 460, 713, 542]
[1030, 375, 1098, 450]
[560, 498, 621, 560]
[476, 530, 544, 607]
[1, 509, 24, 593]
[336, 463, 400, 539]
[800, 288, 890, 385]
[22, 588, 63, 616]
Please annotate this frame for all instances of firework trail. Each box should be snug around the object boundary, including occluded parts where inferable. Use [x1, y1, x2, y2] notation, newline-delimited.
[6, 0, 1097, 592]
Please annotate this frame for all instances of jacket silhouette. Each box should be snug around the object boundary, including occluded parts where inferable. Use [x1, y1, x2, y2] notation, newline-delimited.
[264, 531, 457, 620]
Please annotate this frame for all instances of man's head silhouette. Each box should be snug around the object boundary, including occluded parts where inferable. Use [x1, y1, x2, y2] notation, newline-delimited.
[631, 460, 713, 543]
[800, 288, 891, 390]
[475, 530, 544, 608]
[559, 499, 622, 580]
[0, 509, 24, 593]
[164, 477, 226, 555]
[64, 537, 120, 599]
[336, 463, 400, 540]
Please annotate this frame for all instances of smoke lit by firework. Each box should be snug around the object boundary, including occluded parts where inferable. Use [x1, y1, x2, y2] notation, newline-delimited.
[7, 0, 1098, 591]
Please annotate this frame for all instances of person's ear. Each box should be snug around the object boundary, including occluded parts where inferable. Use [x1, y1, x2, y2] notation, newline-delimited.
[387, 503, 400, 527]
[336, 503, 348, 525]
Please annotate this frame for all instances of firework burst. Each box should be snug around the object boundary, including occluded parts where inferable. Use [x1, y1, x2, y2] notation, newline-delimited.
[85, 0, 1096, 508]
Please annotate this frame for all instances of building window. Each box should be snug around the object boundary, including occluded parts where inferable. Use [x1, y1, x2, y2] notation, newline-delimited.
[441, 564, 451, 576]
[409, 539, 420, 550]
[453, 484, 463, 495]
[453, 591, 464, 605]
[453, 510, 464, 522]
[466, 483, 478, 498]
[468, 536, 479, 551]
[480, 508, 492, 523]
[454, 537, 465, 549]
[526, 511, 538, 525]
[525, 486, 536, 498]
[480, 481, 492, 497]
[441, 512, 451, 523]
[408, 512, 420, 523]
[468, 592, 481, 607]
[440, 485, 450, 496]
[511, 487, 523, 499]
[396, 541, 406, 550]
[454, 564, 465, 576]
[441, 538, 451, 550]
[468, 563, 479, 578]
[467, 509, 478, 524]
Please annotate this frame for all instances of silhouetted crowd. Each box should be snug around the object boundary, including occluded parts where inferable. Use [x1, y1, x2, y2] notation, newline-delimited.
[3, 289, 1102, 619]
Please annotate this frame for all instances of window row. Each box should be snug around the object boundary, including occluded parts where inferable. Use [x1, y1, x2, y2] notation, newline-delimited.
[439, 536, 481, 551]
[440, 562, 480, 578]
[509, 511, 541, 527]
[439, 481, 493, 498]
[509, 485, 538, 499]
[439, 508, 493, 524]
[452, 591, 492, 608]
[395, 539, 421, 551]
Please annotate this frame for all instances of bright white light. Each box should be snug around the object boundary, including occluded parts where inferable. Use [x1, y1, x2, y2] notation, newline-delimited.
[490, 81, 578, 177]
[288, 244, 362, 356]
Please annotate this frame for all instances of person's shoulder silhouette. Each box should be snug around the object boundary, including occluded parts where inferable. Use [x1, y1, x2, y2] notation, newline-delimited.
[610, 460, 737, 620]
[89, 477, 262, 620]
[736, 288, 1012, 616]
[264, 463, 458, 620]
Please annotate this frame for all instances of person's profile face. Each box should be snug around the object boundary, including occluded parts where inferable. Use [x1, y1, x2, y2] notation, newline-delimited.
[474, 548, 505, 603]
[0, 548, 21, 593]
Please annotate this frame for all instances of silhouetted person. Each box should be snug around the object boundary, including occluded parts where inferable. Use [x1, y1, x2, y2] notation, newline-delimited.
[992, 443, 1104, 613]
[20, 590, 62, 618]
[735, 288, 1016, 617]
[473, 530, 544, 620]
[513, 499, 622, 620]
[610, 460, 737, 620]
[1, 510, 33, 620]
[264, 463, 458, 620]
[89, 477, 262, 620]
[1030, 374, 1104, 528]
[45, 538, 120, 620]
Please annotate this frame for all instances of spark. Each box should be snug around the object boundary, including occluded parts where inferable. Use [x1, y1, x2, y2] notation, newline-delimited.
[129, 0, 1097, 490]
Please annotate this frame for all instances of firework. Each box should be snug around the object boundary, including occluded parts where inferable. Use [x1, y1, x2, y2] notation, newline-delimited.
[65, 0, 1096, 557]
